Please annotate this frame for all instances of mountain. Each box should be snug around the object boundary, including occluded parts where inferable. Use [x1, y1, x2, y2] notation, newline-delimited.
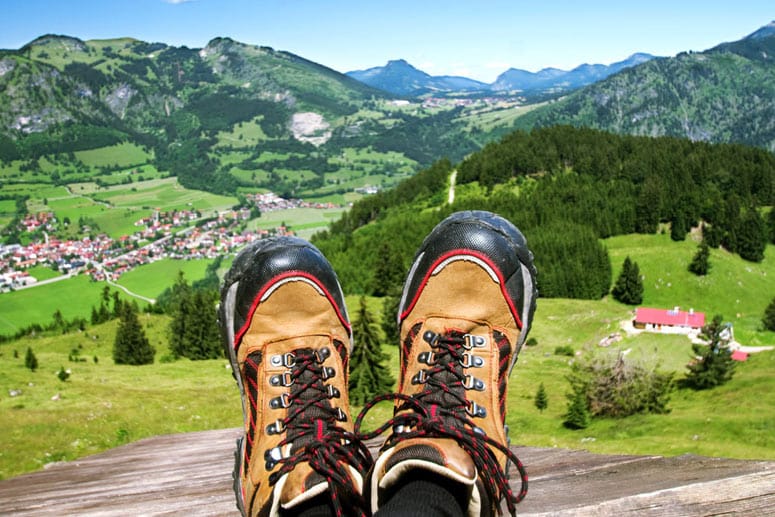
[346, 59, 488, 96]
[514, 22, 775, 151]
[491, 53, 655, 92]
[346, 54, 656, 97]
[0, 34, 383, 140]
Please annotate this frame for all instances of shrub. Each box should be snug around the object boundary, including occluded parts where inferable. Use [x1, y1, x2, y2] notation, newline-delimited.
[24, 347, 38, 372]
[554, 345, 575, 357]
[565, 352, 675, 420]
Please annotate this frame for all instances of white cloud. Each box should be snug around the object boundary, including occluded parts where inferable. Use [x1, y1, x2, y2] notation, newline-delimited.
[163, 0, 195, 4]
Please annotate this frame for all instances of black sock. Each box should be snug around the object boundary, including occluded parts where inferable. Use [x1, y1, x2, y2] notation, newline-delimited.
[375, 469, 468, 517]
[280, 493, 334, 517]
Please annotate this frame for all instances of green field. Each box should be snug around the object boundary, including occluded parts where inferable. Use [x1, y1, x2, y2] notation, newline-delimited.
[0, 259, 213, 335]
[0, 276, 126, 335]
[606, 232, 775, 346]
[115, 259, 212, 300]
[1, 228, 774, 481]
[247, 207, 346, 239]
[73, 143, 152, 169]
[0, 291, 772, 481]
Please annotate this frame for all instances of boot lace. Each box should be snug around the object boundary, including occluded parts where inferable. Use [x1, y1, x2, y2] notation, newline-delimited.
[248, 347, 373, 516]
[355, 330, 528, 516]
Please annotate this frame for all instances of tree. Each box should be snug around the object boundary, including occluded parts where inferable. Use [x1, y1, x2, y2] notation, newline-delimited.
[737, 208, 767, 262]
[762, 297, 775, 332]
[688, 241, 710, 276]
[563, 387, 590, 430]
[534, 383, 548, 413]
[684, 315, 736, 390]
[25, 347, 38, 372]
[349, 297, 394, 405]
[113, 302, 155, 365]
[381, 294, 400, 347]
[611, 256, 643, 305]
[767, 208, 775, 245]
[169, 288, 221, 360]
[670, 211, 687, 241]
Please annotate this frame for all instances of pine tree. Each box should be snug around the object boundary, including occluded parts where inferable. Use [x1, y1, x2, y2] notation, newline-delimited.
[181, 290, 222, 360]
[372, 242, 405, 297]
[688, 240, 710, 276]
[767, 208, 775, 245]
[113, 302, 155, 365]
[167, 272, 221, 360]
[349, 297, 394, 405]
[684, 315, 736, 390]
[563, 388, 590, 429]
[762, 297, 775, 332]
[737, 207, 767, 263]
[670, 211, 686, 241]
[381, 294, 400, 346]
[534, 382, 548, 413]
[612, 256, 643, 305]
[25, 347, 38, 372]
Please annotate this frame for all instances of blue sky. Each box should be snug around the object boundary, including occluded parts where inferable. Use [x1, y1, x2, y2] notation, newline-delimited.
[1, 0, 772, 82]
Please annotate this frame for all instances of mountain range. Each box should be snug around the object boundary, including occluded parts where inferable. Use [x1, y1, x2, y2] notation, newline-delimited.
[0, 21, 773, 195]
[517, 21, 775, 151]
[346, 53, 656, 97]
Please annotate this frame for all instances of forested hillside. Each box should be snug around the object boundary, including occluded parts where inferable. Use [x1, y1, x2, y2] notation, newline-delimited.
[514, 24, 775, 152]
[0, 35, 499, 198]
[312, 126, 775, 298]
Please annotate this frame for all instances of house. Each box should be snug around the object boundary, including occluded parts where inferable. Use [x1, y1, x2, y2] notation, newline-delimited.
[633, 307, 706, 334]
[731, 350, 749, 362]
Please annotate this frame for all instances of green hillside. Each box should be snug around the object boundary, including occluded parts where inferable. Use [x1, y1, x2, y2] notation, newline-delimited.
[513, 30, 775, 151]
[1, 232, 773, 480]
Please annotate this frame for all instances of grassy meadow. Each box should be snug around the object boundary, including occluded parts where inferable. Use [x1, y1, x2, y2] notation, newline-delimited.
[1, 232, 774, 481]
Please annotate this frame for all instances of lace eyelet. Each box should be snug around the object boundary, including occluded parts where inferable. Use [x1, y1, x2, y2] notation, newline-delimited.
[412, 369, 428, 384]
[270, 352, 296, 368]
[269, 393, 291, 409]
[270, 372, 294, 387]
[460, 353, 484, 368]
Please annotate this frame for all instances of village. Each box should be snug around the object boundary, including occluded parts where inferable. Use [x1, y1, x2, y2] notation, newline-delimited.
[0, 191, 338, 292]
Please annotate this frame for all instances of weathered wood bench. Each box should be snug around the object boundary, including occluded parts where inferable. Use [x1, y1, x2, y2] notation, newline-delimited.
[1, 427, 773, 515]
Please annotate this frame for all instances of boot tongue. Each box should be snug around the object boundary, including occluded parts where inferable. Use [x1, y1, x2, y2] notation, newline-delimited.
[279, 348, 337, 507]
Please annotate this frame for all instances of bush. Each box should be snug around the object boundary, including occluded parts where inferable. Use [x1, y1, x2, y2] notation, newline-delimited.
[554, 345, 575, 357]
[24, 347, 38, 372]
[565, 352, 675, 420]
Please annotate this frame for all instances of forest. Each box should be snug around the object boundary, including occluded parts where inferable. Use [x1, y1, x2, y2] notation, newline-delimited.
[312, 126, 775, 299]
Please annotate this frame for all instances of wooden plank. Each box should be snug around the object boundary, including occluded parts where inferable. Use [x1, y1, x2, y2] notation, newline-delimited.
[0, 428, 773, 516]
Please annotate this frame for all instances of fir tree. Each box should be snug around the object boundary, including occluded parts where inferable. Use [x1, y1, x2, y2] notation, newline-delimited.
[670, 211, 686, 241]
[767, 208, 775, 245]
[688, 240, 710, 276]
[349, 297, 394, 405]
[381, 294, 400, 347]
[167, 271, 221, 360]
[737, 208, 767, 263]
[173, 290, 222, 360]
[534, 382, 548, 413]
[611, 256, 643, 305]
[684, 315, 735, 390]
[563, 388, 590, 429]
[113, 302, 155, 365]
[762, 297, 775, 332]
[25, 347, 38, 372]
[372, 242, 405, 297]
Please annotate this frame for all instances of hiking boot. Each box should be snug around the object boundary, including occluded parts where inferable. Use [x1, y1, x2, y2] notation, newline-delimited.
[219, 236, 371, 516]
[368, 211, 537, 516]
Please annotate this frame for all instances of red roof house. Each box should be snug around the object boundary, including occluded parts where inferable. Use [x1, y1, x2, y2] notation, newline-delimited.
[634, 307, 706, 331]
[731, 350, 749, 362]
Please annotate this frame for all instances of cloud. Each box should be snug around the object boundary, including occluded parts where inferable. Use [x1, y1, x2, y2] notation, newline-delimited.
[163, 0, 195, 4]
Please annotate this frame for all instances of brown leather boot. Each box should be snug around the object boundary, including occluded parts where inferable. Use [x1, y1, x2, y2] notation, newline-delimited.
[368, 211, 537, 516]
[219, 236, 372, 516]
